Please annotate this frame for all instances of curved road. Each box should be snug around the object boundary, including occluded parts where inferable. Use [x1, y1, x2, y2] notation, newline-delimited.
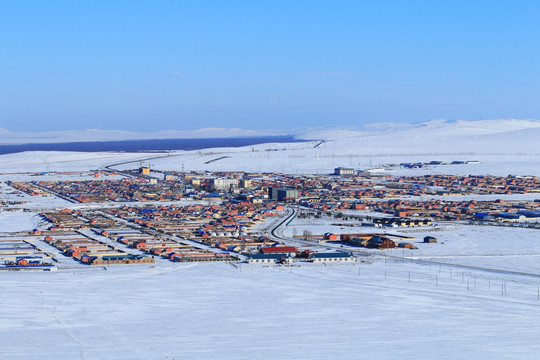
[269, 206, 540, 279]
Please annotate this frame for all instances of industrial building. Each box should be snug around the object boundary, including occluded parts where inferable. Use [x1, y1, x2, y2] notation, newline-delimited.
[334, 167, 355, 176]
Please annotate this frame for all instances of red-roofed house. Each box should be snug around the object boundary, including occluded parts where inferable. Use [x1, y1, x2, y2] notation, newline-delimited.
[260, 246, 298, 257]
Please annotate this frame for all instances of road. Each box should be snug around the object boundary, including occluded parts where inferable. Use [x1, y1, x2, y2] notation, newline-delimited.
[32, 182, 80, 204]
[269, 205, 540, 279]
[97, 210, 246, 261]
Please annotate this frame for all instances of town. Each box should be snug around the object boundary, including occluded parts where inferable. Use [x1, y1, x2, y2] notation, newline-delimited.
[1, 166, 539, 271]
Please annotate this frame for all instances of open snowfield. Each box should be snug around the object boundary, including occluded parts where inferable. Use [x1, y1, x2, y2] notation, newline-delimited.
[0, 151, 160, 173]
[0, 210, 42, 232]
[1, 119, 540, 359]
[2, 262, 540, 360]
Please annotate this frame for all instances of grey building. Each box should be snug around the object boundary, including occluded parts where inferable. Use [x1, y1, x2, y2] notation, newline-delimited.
[334, 167, 355, 176]
[210, 178, 239, 191]
[268, 187, 299, 202]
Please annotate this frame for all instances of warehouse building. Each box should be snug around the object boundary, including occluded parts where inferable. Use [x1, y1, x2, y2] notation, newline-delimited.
[334, 167, 355, 176]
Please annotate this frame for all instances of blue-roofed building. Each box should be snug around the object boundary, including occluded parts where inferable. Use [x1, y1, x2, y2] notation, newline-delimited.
[494, 213, 525, 221]
[518, 210, 540, 218]
[474, 213, 494, 220]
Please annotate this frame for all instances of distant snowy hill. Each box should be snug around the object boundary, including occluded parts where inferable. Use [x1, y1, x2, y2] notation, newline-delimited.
[0, 127, 287, 145]
[2, 118, 539, 146]
[0, 119, 540, 149]
[297, 119, 540, 155]
[1, 118, 539, 176]
[297, 118, 540, 140]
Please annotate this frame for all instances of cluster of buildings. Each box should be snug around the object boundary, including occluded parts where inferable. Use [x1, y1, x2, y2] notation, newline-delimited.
[20, 178, 183, 203]
[8, 182, 54, 197]
[104, 201, 285, 257]
[3, 168, 538, 271]
[31, 198, 298, 266]
[31, 198, 356, 266]
[11, 171, 540, 208]
[397, 160, 480, 168]
[319, 233, 418, 249]
[362, 198, 540, 222]
[0, 234, 55, 269]
[334, 161, 481, 174]
[389, 175, 539, 195]
[246, 245, 357, 264]
[38, 211, 155, 265]
[101, 228, 236, 263]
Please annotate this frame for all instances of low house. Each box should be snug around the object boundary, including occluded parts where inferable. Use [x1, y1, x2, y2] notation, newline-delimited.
[247, 253, 291, 264]
[369, 236, 396, 249]
[348, 237, 370, 247]
[90, 254, 155, 265]
[310, 252, 356, 263]
[397, 242, 417, 249]
[133, 241, 148, 250]
[424, 236, 437, 243]
[323, 233, 338, 241]
[15, 257, 43, 266]
[260, 246, 298, 257]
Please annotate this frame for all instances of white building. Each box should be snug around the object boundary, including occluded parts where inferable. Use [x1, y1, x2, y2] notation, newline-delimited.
[311, 252, 357, 263]
[334, 167, 355, 176]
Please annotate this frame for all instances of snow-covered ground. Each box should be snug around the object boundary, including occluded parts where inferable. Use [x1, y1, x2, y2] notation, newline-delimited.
[0, 210, 42, 232]
[1, 118, 540, 359]
[1, 262, 539, 359]
[1, 119, 539, 176]
[0, 151, 159, 172]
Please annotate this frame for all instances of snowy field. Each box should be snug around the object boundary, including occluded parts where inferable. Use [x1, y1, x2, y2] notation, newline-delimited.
[0, 210, 42, 232]
[1, 119, 540, 359]
[2, 262, 540, 360]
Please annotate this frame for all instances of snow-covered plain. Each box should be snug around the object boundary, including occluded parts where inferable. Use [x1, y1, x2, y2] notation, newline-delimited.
[0, 210, 42, 232]
[2, 262, 540, 360]
[1, 119, 540, 359]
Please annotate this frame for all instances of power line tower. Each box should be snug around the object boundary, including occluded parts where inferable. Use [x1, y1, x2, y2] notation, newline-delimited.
[180, 161, 186, 196]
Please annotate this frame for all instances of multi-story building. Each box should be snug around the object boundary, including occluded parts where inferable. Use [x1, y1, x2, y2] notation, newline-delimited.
[210, 178, 239, 191]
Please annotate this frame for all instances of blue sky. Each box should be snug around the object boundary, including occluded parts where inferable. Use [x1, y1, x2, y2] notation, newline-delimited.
[1, 0, 539, 132]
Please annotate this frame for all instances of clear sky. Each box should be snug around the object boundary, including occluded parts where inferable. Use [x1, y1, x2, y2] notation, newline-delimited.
[1, 0, 539, 132]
